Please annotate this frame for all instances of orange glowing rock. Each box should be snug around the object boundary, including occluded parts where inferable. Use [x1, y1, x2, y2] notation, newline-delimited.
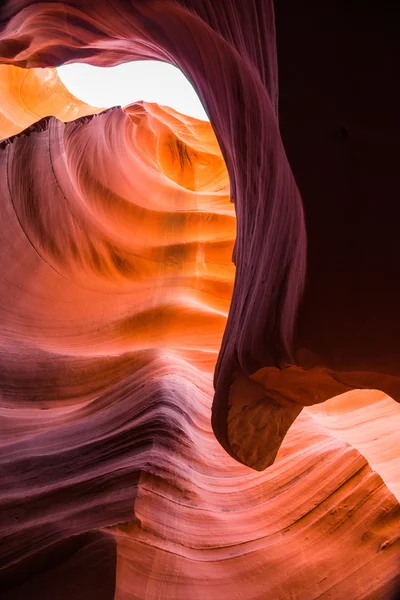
[0, 1, 399, 598]
[0, 64, 102, 139]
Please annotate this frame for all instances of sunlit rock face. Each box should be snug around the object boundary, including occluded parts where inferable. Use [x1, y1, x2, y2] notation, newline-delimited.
[0, 1, 399, 599]
[0, 64, 103, 138]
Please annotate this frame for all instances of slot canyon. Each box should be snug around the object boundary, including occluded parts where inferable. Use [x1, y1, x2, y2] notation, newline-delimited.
[0, 1, 399, 599]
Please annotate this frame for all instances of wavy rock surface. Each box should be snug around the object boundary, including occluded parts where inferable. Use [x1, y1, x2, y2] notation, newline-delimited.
[0, 0, 397, 474]
[0, 64, 102, 139]
[0, 1, 399, 599]
[306, 391, 400, 502]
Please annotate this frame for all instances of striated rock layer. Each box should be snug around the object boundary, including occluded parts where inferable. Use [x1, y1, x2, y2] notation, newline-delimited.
[0, 0, 398, 473]
[0, 63, 103, 139]
[0, 1, 399, 599]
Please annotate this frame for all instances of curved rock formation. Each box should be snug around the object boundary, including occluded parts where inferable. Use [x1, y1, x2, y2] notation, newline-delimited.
[0, 1, 399, 599]
[1, 0, 398, 474]
[306, 391, 400, 502]
[0, 0, 308, 467]
[0, 64, 102, 139]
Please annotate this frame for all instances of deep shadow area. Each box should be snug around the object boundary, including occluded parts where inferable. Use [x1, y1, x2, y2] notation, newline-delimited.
[2, 531, 117, 600]
[275, 0, 400, 381]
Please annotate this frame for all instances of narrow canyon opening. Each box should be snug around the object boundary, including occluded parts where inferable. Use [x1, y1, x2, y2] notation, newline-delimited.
[57, 61, 209, 121]
[0, 2, 399, 598]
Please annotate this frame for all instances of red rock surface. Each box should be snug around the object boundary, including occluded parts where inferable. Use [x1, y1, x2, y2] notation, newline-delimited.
[0, 64, 102, 138]
[0, 1, 399, 599]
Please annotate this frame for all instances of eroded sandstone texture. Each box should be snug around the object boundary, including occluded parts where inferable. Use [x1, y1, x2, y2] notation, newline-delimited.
[0, 1, 399, 599]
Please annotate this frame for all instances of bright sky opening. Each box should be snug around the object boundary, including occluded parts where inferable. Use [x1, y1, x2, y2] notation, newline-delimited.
[57, 61, 209, 121]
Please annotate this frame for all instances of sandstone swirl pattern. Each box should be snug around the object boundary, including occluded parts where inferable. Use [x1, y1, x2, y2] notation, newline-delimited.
[0, 1, 399, 599]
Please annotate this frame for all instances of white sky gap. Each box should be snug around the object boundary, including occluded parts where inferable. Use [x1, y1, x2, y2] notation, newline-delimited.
[57, 61, 209, 121]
